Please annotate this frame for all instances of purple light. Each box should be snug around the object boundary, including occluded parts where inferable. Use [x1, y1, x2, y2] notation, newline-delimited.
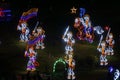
[20, 12, 37, 21]
[6, 14, 11, 16]
[28, 35, 42, 45]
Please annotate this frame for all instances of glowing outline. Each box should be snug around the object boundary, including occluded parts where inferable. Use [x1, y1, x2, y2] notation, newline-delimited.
[53, 58, 67, 72]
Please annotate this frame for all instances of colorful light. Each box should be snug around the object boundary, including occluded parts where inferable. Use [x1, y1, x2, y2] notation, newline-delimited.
[53, 58, 67, 72]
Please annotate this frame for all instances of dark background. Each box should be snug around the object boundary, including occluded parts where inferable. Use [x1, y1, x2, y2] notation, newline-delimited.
[0, 0, 120, 79]
[0, 0, 119, 44]
[1, 0, 120, 40]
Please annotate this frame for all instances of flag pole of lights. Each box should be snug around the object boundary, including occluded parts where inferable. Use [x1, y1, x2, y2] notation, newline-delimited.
[17, 8, 38, 42]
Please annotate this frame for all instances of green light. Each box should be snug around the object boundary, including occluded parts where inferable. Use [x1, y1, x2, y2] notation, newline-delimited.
[53, 58, 67, 72]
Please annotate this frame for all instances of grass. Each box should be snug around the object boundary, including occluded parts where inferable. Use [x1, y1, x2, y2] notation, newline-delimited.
[0, 34, 120, 80]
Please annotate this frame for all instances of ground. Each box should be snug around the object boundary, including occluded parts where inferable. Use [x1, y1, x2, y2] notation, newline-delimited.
[0, 25, 120, 80]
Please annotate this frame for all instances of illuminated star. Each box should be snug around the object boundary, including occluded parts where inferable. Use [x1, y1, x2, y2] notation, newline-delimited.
[71, 6, 77, 14]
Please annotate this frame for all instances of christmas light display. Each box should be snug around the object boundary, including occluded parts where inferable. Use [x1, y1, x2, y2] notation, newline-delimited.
[0, 2, 12, 22]
[65, 54, 75, 80]
[62, 26, 75, 55]
[53, 58, 67, 72]
[19, 8, 38, 22]
[97, 35, 108, 66]
[24, 36, 39, 71]
[114, 69, 120, 80]
[23, 20, 45, 71]
[62, 26, 76, 79]
[108, 67, 120, 80]
[105, 27, 115, 55]
[17, 8, 38, 42]
[74, 8, 94, 43]
[17, 22, 30, 42]
[32, 26, 45, 49]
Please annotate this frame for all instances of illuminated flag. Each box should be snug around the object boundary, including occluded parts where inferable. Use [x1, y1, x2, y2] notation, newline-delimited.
[28, 35, 42, 45]
[19, 8, 38, 22]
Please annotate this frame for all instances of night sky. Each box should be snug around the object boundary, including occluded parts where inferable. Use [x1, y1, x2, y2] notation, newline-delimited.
[0, 1, 119, 52]
[1, 0, 120, 32]
[0, 0, 119, 53]
[10, 0, 120, 34]
[0, 0, 119, 46]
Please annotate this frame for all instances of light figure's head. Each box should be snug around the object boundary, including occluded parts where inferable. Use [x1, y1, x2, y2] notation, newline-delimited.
[83, 14, 90, 21]
[75, 18, 79, 23]
[67, 31, 73, 38]
[37, 27, 42, 32]
[101, 41, 106, 47]
[21, 22, 27, 28]
[109, 33, 113, 39]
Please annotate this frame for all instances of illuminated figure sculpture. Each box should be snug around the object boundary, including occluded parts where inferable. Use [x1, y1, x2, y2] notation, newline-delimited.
[97, 36, 108, 66]
[93, 26, 104, 35]
[66, 55, 75, 80]
[80, 14, 94, 43]
[114, 69, 120, 80]
[106, 32, 115, 55]
[62, 26, 75, 55]
[25, 49, 38, 71]
[24, 35, 39, 71]
[74, 17, 85, 40]
[74, 8, 94, 43]
[17, 21, 30, 42]
[32, 26, 45, 49]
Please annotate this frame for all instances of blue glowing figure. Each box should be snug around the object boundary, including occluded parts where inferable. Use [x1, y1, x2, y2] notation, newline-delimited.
[79, 8, 86, 18]
[114, 69, 120, 80]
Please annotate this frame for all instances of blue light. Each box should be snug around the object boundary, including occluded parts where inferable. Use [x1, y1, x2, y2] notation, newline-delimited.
[79, 8, 86, 17]
[3, 10, 11, 12]
[109, 66, 113, 73]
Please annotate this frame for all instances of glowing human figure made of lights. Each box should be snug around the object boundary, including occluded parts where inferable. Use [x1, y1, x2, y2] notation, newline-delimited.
[17, 22, 30, 42]
[66, 55, 75, 80]
[74, 8, 86, 40]
[106, 33, 115, 55]
[114, 69, 120, 80]
[24, 36, 39, 71]
[80, 14, 94, 43]
[62, 30, 75, 55]
[74, 17, 85, 40]
[32, 26, 45, 49]
[97, 41, 108, 66]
